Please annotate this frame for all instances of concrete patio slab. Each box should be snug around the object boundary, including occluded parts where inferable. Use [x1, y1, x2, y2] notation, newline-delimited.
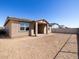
[61, 35, 78, 53]
[55, 52, 78, 59]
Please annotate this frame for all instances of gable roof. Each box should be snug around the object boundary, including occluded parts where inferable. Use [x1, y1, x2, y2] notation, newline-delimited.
[36, 19, 49, 24]
[4, 17, 34, 26]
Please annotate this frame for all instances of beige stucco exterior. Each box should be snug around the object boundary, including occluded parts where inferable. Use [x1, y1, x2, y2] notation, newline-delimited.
[5, 20, 12, 37]
[5, 20, 29, 38]
[4, 17, 52, 38]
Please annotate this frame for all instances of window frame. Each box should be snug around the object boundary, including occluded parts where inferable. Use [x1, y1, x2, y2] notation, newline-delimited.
[20, 22, 29, 32]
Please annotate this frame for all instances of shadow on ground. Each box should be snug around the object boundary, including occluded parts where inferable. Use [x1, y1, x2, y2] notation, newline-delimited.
[0, 34, 10, 39]
[0, 29, 10, 39]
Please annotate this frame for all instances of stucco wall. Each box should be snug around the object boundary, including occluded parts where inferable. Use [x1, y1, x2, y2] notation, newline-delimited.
[44, 25, 46, 34]
[5, 20, 29, 38]
[48, 26, 52, 33]
[11, 21, 29, 38]
[5, 21, 13, 37]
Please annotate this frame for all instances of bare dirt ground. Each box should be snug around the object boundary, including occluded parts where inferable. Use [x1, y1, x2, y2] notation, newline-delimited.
[55, 34, 78, 59]
[0, 33, 78, 59]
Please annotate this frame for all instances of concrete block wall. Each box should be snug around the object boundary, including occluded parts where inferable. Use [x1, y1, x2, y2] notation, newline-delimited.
[52, 28, 78, 34]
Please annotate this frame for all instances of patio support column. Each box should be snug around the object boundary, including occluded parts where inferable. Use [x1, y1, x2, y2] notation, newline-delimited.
[46, 24, 48, 34]
[35, 22, 38, 36]
[29, 22, 34, 36]
[29, 23, 32, 36]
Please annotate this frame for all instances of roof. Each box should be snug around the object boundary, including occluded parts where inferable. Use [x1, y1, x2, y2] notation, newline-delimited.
[4, 17, 34, 26]
[4, 17, 49, 26]
[36, 19, 49, 24]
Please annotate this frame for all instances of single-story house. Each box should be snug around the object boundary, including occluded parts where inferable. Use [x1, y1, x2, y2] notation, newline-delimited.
[4, 17, 52, 38]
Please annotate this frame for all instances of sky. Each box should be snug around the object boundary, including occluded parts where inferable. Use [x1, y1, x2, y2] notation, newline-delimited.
[0, 0, 79, 28]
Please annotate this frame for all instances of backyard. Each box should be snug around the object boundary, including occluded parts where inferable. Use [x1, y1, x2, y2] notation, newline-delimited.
[0, 33, 78, 59]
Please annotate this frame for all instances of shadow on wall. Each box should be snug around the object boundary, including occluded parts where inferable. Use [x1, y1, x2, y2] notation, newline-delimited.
[77, 33, 79, 59]
[77, 28, 79, 59]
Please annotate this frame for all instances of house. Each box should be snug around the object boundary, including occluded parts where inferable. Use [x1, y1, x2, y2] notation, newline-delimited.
[4, 17, 52, 38]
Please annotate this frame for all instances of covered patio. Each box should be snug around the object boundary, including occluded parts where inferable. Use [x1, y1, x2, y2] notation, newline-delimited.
[29, 20, 49, 36]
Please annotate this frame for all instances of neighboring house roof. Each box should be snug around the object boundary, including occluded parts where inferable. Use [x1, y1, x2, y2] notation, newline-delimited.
[4, 16, 49, 26]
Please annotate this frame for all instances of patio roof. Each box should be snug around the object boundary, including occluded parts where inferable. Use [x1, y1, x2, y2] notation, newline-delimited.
[36, 19, 49, 24]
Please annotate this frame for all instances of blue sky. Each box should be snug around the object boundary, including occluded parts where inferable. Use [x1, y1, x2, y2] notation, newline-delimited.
[0, 0, 79, 28]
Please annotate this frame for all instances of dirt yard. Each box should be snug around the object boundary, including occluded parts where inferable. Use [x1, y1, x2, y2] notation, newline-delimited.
[0, 33, 78, 59]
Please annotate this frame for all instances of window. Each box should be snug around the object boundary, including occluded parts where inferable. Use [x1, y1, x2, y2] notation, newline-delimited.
[20, 22, 29, 31]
